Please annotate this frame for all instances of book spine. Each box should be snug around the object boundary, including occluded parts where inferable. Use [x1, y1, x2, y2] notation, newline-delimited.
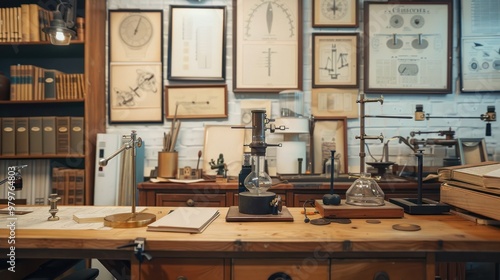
[56, 116, 70, 154]
[42, 116, 56, 154]
[29, 117, 43, 155]
[70, 117, 84, 155]
[15, 117, 29, 155]
[1, 117, 15, 155]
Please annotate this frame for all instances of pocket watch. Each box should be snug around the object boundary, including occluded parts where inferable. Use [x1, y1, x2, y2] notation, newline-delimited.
[119, 14, 154, 49]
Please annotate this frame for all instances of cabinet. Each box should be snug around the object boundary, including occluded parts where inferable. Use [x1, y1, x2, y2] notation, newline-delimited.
[0, 0, 105, 205]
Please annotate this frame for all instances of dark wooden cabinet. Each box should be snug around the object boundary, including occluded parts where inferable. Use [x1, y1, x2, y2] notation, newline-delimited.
[138, 176, 441, 207]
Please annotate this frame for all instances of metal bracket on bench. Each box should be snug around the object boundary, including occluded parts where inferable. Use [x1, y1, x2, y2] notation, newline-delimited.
[117, 237, 152, 263]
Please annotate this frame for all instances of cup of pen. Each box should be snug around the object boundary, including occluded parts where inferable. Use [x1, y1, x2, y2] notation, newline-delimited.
[158, 150, 178, 178]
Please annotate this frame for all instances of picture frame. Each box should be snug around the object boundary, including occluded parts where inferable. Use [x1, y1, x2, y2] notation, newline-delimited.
[233, 0, 303, 93]
[312, 116, 348, 174]
[167, 6, 226, 81]
[311, 88, 359, 118]
[108, 62, 163, 124]
[312, 0, 358, 28]
[108, 9, 163, 124]
[109, 10, 163, 63]
[165, 84, 228, 119]
[459, 0, 500, 93]
[457, 138, 488, 165]
[312, 33, 359, 88]
[363, 1, 453, 94]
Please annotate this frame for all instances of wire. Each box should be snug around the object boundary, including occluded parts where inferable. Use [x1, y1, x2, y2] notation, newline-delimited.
[302, 199, 315, 223]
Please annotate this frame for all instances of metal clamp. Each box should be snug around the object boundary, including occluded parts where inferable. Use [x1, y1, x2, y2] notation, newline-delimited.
[118, 237, 152, 263]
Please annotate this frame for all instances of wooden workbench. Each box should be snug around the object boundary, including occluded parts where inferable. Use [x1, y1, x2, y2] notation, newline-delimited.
[1, 206, 499, 279]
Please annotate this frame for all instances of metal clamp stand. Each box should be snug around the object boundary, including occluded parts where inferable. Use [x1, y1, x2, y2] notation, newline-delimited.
[389, 151, 450, 214]
[356, 93, 384, 173]
[99, 130, 156, 227]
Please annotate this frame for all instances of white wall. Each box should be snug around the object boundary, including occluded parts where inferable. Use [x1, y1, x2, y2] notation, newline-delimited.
[106, 0, 499, 176]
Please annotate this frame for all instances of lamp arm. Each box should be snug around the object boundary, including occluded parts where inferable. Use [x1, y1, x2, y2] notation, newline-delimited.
[99, 141, 132, 167]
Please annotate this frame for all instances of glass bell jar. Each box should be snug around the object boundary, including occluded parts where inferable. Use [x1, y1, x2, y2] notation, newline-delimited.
[345, 173, 385, 206]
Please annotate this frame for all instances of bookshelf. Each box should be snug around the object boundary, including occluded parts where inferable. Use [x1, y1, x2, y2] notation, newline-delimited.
[0, 0, 106, 205]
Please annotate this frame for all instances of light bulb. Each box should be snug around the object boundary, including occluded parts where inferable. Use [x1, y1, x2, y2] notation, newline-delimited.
[244, 155, 272, 194]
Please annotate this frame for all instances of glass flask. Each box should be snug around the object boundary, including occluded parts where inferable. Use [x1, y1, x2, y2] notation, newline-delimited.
[345, 173, 385, 206]
[244, 155, 272, 195]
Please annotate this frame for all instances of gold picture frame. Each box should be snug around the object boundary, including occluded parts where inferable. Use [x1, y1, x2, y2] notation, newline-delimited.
[312, 0, 358, 28]
[165, 84, 228, 119]
[311, 88, 359, 118]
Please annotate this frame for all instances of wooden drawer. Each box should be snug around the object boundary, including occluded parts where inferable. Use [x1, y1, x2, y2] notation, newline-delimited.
[141, 258, 226, 279]
[155, 193, 226, 207]
[331, 259, 429, 280]
[233, 258, 329, 279]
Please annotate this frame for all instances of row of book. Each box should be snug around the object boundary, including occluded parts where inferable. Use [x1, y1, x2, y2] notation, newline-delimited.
[0, 4, 52, 43]
[10, 64, 85, 101]
[1, 116, 84, 156]
[52, 167, 85, 205]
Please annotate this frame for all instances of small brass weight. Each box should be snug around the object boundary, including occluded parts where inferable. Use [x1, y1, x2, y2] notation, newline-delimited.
[47, 193, 61, 221]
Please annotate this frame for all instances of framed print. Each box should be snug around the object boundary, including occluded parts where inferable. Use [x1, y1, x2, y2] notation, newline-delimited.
[312, 116, 348, 174]
[109, 63, 163, 123]
[165, 84, 228, 119]
[364, 1, 452, 93]
[313, 33, 359, 87]
[109, 10, 163, 62]
[167, 6, 226, 81]
[312, 0, 358, 28]
[460, 0, 500, 92]
[458, 138, 488, 165]
[311, 88, 359, 118]
[203, 125, 244, 177]
[233, 0, 303, 93]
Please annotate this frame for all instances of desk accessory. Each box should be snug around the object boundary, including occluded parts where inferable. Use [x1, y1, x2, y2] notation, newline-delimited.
[99, 130, 156, 227]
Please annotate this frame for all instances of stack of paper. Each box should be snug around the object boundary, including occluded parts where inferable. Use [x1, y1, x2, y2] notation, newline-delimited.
[147, 207, 219, 233]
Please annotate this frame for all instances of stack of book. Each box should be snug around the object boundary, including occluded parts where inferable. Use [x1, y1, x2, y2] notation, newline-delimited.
[9, 64, 85, 101]
[51, 167, 85, 205]
[438, 161, 500, 221]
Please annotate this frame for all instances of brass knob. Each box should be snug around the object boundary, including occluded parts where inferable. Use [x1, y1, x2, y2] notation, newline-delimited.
[186, 199, 195, 207]
[177, 276, 187, 280]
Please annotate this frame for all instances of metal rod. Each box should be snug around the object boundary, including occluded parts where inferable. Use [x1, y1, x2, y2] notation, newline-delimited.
[365, 115, 413, 119]
[416, 151, 423, 205]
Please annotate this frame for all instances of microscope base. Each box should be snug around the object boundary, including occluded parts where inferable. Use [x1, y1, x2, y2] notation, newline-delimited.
[238, 192, 276, 215]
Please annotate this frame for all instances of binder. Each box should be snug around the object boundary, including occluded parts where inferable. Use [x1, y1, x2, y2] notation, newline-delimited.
[1, 117, 15, 155]
[42, 116, 56, 154]
[56, 116, 70, 154]
[29, 117, 43, 155]
[15, 117, 29, 155]
[70, 117, 84, 155]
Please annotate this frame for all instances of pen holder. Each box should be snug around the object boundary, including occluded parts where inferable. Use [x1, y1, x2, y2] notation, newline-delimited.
[158, 151, 178, 178]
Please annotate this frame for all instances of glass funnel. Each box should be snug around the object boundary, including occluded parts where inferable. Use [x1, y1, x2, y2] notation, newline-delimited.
[345, 173, 385, 206]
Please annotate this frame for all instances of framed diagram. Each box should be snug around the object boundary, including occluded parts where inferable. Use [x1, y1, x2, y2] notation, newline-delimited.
[313, 33, 359, 88]
[167, 6, 226, 81]
[233, 0, 303, 93]
[311, 88, 359, 118]
[312, 116, 348, 174]
[109, 10, 163, 62]
[165, 84, 228, 119]
[460, 0, 500, 92]
[108, 9, 163, 124]
[312, 0, 358, 28]
[364, 1, 452, 93]
[109, 63, 163, 123]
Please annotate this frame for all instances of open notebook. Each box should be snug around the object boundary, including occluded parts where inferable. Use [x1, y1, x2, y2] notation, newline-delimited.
[147, 207, 220, 233]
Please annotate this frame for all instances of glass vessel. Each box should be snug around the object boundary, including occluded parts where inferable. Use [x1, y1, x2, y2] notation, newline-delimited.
[345, 173, 385, 206]
[279, 90, 304, 117]
[244, 155, 272, 195]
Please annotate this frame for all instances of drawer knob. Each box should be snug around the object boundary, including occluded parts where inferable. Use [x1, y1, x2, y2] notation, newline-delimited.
[268, 272, 292, 280]
[177, 276, 187, 280]
[374, 271, 390, 280]
[186, 199, 195, 207]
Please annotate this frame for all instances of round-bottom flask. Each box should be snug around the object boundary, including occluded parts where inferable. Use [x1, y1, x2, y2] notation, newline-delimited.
[345, 173, 385, 206]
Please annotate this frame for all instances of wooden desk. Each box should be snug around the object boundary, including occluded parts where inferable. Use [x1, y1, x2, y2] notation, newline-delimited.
[1, 207, 499, 279]
[138, 175, 441, 207]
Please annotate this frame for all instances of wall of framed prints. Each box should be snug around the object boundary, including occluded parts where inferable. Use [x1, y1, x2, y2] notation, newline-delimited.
[105, 0, 500, 176]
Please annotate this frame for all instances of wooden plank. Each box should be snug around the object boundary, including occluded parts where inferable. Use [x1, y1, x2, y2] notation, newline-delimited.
[315, 200, 404, 219]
